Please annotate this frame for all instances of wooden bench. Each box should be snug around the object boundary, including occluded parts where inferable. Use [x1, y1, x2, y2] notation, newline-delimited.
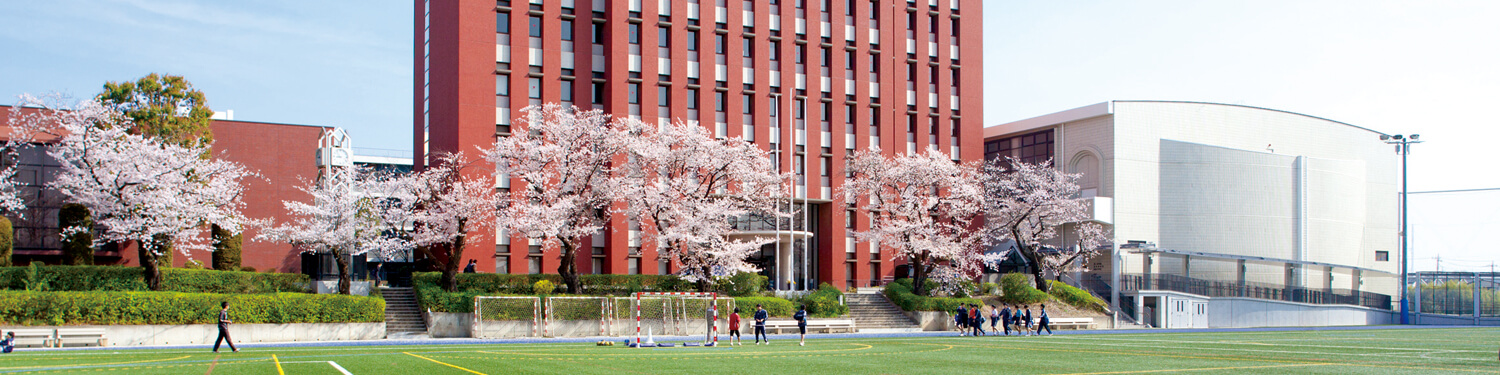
[762, 319, 857, 334]
[6, 328, 55, 348]
[55, 328, 107, 348]
[1047, 318, 1096, 330]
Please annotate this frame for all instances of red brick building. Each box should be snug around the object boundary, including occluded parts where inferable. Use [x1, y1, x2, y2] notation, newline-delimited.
[0, 105, 328, 273]
[417, 0, 984, 291]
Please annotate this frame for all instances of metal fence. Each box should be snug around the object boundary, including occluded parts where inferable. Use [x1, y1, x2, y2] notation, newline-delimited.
[1118, 273, 1392, 310]
[1409, 272, 1500, 317]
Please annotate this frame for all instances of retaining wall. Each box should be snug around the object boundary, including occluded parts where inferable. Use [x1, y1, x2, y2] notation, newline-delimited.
[0, 322, 385, 347]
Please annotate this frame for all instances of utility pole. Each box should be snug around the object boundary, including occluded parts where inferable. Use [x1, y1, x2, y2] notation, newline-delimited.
[1381, 133, 1421, 324]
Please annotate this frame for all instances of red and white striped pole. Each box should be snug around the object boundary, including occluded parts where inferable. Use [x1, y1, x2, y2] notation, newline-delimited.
[635, 292, 643, 346]
[712, 293, 719, 346]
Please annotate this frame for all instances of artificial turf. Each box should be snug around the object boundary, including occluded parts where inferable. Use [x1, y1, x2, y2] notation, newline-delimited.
[1, 327, 1497, 374]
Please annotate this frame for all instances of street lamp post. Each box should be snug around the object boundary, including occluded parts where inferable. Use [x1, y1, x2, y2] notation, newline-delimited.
[1381, 133, 1421, 324]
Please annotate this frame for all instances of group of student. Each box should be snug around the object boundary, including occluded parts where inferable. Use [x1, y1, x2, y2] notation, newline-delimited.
[955, 303, 1053, 336]
[725, 303, 812, 346]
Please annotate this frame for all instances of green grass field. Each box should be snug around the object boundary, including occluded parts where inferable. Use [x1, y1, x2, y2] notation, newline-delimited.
[3, 328, 1498, 374]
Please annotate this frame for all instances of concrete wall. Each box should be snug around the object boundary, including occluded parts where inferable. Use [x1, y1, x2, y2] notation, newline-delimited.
[428, 311, 710, 338]
[1412, 313, 1500, 326]
[1207, 297, 1393, 328]
[0, 322, 385, 347]
[314, 280, 373, 296]
[903, 311, 956, 331]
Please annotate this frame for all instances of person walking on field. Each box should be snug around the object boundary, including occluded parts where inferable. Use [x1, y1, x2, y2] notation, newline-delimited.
[753, 304, 770, 345]
[955, 304, 968, 336]
[998, 305, 1013, 336]
[1022, 305, 1034, 336]
[1037, 304, 1054, 336]
[794, 305, 809, 346]
[728, 308, 743, 346]
[213, 301, 238, 353]
[970, 304, 984, 336]
[989, 305, 1001, 334]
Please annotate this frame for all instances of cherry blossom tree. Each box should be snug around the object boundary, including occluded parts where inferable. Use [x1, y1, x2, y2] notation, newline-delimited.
[406, 152, 496, 292]
[38, 97, 254, 290]
[841, 148, 989, 296]
[487, 104, 630, 294]
[1042, 221, 1112, 282]
[257, 164, 413, 294]
[623, 119, 786, 292]
[983, 157, 1101, 292]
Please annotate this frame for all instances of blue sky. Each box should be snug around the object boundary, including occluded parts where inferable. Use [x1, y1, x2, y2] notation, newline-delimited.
[2, 1, 1498, 271]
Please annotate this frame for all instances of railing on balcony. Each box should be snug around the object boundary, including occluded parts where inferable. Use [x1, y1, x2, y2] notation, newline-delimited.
[1119, 273, 1393, 311]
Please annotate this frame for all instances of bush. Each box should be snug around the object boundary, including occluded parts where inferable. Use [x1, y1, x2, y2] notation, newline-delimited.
[210, 224, 242, 271]
[1000, 273, 1049, 305]
[979, 282, 1000, 296]
[883, 279, 982, 312]
[0, 216, 11, 267]
[800, 283, 848, 317]
[734, 296, 796, 317]
[0, 290, 383, 326]
[59, 204, 93, 266]
[714, 272, 767, 297]
[0, 266, 309, 294]
[1046, 280, 1108, 313]
[532, 279, 556, 295]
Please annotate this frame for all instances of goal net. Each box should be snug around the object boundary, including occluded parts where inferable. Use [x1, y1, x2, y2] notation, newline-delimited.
[545, 296, 612, 337]
[473, 296, 541, 338]
[630, 292, 723, 346]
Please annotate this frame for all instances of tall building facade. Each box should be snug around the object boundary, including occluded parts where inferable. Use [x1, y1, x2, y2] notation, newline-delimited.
[416, 0, 984, 291]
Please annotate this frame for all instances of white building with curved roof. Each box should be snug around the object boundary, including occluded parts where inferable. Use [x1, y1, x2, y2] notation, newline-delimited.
[985, 101, 1399, 327]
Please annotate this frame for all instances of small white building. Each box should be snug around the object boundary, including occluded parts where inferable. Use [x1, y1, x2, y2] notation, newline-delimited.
[985, 101, 1401, 327]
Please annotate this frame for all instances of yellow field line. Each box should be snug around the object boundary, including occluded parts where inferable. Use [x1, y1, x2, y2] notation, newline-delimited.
[0, 355, 191, 370]
[272, 354, 284, 375]
[1049, 363, 1333, 375]
[405, 352, 488, 375]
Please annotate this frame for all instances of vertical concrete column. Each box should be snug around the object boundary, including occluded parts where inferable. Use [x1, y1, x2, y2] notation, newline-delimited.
[1143, 253, 1155, 290]
[1284, 264, 1297, 302]
[1476, 273, 1483, 325]
[1182, 255, 1191, 280]
[1325, 266, 1335, 295]
[1351, 269, 1362, 294]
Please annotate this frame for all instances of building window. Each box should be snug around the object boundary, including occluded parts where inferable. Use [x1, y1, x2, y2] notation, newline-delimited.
[715, 34, 725, 54]
[529, 16, 542, 37]
[591, 257, 604, 274]
[742, 94, 753, 114]
[591, 83, 604, 104]
[770, 41, 780, 61]
[496, 75, 509, 96]
[658, 86, 670, 107]
[528, 77, 541, 99]
[592, 23, 605, 43]
[1376, 251, 1390, 262]
[497, 13, 510, 34]
[628, 23, 641, 44]
[628, 257, 641, 275]
[628, 83, 640, 104]
[985, 129, 1054, 165]
[687, 89, 699, 109]
[659, 259, 670, 275]
[743, 37, 754, 57]
[687, 31, 698, 51]
[497, 256, 510, 274]
[561, 20, 574, 41]
[559, 80, 574, 101]
[658, 26, 670, 47]
[714, 91, 725, 112]
[528, 256, 542, 274]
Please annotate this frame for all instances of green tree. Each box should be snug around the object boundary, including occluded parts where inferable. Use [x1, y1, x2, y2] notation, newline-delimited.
[211, 224, 242, 271]
[0, 216, 11, 267]
[97, 73, 215, 149]
[59, 203, 94, 265]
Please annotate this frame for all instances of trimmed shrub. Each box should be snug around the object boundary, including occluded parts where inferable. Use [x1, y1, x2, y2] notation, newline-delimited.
[800, 283, 848, 317]
[532, 279, 556, 295]
[883, 279, 982, 312]
[979, 282, 1000, 296]
[999, 273, 1049, 305]
[0, 216, 11, 267]
[1046, 280, 1108, 313]
[59, 204, 93, 266]
[734, 296, 796, 317]
[0, 290, 383, 326]
[715, 272, 767, 297]
[210, 224, 242, 271]
[0, 266, 309, 294]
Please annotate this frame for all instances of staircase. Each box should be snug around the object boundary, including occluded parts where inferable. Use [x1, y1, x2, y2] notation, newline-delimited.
[381, 287, 429, 338]
[845, 293, 922, 333]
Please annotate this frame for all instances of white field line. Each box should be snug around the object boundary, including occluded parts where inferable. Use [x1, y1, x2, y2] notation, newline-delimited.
[1050, 335, 1497, 353]
[329, 361, 353, 375]
[2, 344, 570, 357]
[887, 338, 1495, 363]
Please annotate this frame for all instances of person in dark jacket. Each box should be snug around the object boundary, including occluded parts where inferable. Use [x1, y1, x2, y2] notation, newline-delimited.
[998, 305, 1013, 336]
[463, 259, 477, 273]
[1037, 304, 1053, 335]
[213, 301, 238, 353]
[794, 305, 809, 346]
[1, 332, 13, 353]
[753, 304, 770, 345]
[1022, 305, 1034, 336]
[955, 304, 968, 336]
[970, 304, 984, 336]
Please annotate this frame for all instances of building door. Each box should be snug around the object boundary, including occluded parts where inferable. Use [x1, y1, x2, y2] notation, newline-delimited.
[1192, 301, 1208, 328]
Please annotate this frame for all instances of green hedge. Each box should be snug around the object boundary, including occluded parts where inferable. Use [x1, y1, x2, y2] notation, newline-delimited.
[999, 273, 1049, 304]
[799, 283, 848, 317]
[883, 279, 982, 312]
[734, 296, 795, 317]
[0, 290, 383, 326]
[1046, 280, 1108, 313]
[0, 266, 309, 293]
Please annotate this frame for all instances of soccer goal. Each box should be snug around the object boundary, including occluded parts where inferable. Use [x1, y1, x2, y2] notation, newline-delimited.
[631, 292, 721, 346]
[544, 296, 612, 337]
[473, 296, 541, 338]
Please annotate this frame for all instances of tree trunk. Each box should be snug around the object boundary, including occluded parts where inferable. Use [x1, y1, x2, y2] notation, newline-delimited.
[557, 240, 580, 294]
[441, 228, 469, 292]
[335, 250, 351, 295]
[912, 252, 930, 296]
[697, 265, 713, 293]
[141, 237, 168, 291]
[1029, 253, 1051, 293]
